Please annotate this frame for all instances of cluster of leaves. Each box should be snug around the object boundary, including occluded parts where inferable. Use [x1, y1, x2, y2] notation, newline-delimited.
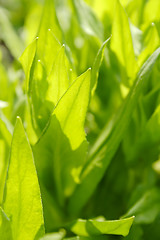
[0, 0, 160, 239]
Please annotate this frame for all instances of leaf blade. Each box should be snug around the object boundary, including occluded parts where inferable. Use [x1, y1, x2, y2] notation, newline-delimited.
[68, 217, 134, 237]
[68, 47, 160, 215]
[3, 117, 44, 240]
[0, 207, 13, 240]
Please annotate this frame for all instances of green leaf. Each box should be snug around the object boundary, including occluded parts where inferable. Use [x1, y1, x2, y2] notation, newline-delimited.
[3, 117, 44, 240]
[110, 0, 137, 84]
[52, 69, 90, 151]
[91, 38, 110, 94]
[0, 7, 24, 58]
[68, 216, 134, 237]
[20, 25, 71, 135]
[34, 69, 90, 207]
[138, 23, 160, 67]
[39, 230, 65, 240]
[37, 0, 62, 57]
[0, 111, 13, 145]
[46, 45, 72, 106]
[0, 113, 12, 204]
[72, 0, 104, 41]
[85, 0, 116, 22]
[30, 40, 71, 134]
[19, 38, 37, 92]
[20, 32, 60, 133]
[143, 0, 160, 28]
[123, 225, 143, 240]
[123, 100, 160, 163]
[64, 236, 108, 240]
[20, 0, 65, 135]
[123, 188, 160, 224]
[0, 207, 12, 240]
[125, 0, 146, 27]
[68, 47, 160, 215]
[0, 60, 8, 101]
[37, 29, 61, 76]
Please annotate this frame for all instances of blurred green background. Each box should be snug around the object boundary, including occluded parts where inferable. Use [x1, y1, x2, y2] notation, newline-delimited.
[0, 0, 160, 239]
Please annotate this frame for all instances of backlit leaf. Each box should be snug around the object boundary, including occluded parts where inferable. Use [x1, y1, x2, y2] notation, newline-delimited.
[3, 117, 44, 240]
[0, 207, 12, 240]
[110, 0, 137, 84]
[68, 47, 160, 215]
[68, 216, 134, 237]
[34, 69, 90, 208]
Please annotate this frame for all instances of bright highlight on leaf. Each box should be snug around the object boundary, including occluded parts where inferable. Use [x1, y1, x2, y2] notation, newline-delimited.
[34, 69, 90, 206]
[68, 47, 160, 215]
[3, 117, 44, 240]
[111, 0, 137, 84]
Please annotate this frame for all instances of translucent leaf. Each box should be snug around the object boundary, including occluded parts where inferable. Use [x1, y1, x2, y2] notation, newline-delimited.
[123, 188, 160, 224]
[91, 38, 110, 94]
[3, 117, 44, 240]
[30, 43, 71, 133]
[46, 45, 71, 106]
[37, 29, 61, 76]
[143, 0, 160, 28]
[68, 47, 160, 215]
[110, 0, 137, 84]
[53, 69, 90, 150]
[0, 113, 12, 204]
[34, 69, 90, 207]
[0, 111, 13, 145]
[68, 216, 134, 237]
[72, 0, 104, 41]
[125, 0, 146, 27]
[20, 18, 71, 135]
[84, 0, 116, 25]
[0, 62, 8, 101]
[0, 207, 12, 240]
[19, 38, 37, 92]
[138, 23, 160, 67]
[37, 0, 62, 55]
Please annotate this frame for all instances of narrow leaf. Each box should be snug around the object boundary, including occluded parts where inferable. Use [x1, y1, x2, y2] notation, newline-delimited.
[68, 47, 160, 215]
[0, 114, 12, 204]
[91, 38, 110, 94]
[0, 207, 12, 240]
[123, 188, 160, 224]
[138, 23, 160, 67]
[0, 7, 24, 58]
[34, 69, 91, 206]
[110, 0, 137, 83]
[72, 0, 104, 41]
[3, 117, 44, 240]
[19, 38, 37, 92]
